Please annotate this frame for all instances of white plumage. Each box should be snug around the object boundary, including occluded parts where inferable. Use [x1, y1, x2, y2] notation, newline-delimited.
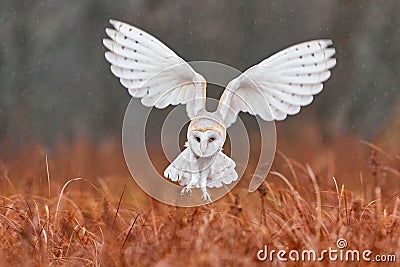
[164, 146, 237, 189]
[103, 19, 336, 203]
[103, 19, 206, 118]
[218, 39, 336, 127]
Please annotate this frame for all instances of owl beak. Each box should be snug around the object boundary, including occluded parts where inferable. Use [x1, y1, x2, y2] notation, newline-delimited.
[200, 140, 208, 155]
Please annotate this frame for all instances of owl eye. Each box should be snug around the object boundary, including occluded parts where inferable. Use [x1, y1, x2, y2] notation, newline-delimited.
[195, 136, 201, 142]
[208, 137, 215, 142]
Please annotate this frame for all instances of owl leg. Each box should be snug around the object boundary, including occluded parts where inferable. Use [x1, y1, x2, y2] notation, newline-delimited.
[180, 174, 199, 197]
[199, 177, 212, 204]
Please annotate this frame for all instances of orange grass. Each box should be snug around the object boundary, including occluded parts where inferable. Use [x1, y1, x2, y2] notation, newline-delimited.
[0, 128, 399, 266]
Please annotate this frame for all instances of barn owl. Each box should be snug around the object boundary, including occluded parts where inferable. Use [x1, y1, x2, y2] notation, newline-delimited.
[103, 19, 336, 203]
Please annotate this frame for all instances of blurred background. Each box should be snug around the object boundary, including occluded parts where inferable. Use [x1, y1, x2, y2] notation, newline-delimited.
[0, 0, 399, 158]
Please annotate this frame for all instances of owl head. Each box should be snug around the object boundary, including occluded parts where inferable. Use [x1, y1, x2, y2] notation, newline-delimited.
[187, 115, 226, 158]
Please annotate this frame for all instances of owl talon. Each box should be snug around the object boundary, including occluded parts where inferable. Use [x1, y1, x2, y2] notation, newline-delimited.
[180, 186, 193, 197]
[201, 192, 213, 204]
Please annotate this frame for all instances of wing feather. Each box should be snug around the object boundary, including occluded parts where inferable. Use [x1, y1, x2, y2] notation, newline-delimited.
[103, 19, 206, 118]
[164, 148, 192, 186]
[207, 151, 238, 188]
[218, 39, 336, 127]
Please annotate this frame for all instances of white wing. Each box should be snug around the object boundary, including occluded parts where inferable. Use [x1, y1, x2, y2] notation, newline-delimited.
[217, 39, 336, 127]
[207, 151, 238, 188]
[103, 19, 206, 118]
[164, 148, 193, 186]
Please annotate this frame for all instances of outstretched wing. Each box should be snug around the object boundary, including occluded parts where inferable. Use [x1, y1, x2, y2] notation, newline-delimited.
[103, 19, 206, 118]
[217, 39, 336, 127]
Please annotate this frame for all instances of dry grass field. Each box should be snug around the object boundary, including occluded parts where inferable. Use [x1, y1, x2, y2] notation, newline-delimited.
[0, 121, 399, 266]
